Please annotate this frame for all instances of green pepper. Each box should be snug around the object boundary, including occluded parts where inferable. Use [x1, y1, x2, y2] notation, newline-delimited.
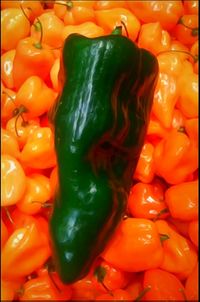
[49, 27, 158, 284]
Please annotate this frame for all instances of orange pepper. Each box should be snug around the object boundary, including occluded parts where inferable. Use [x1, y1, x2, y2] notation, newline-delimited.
[171, 109, 186, 130]
[54, 0, 95, 25]
[143, 268, 186, 300]
[188, 220, 198, 248]
[1, 87, 16, 124]
[128, 180, 168, 220]
[127, 0, 184, 31]
[165, 180, 198, 221]
[17, 173, 52, 215]
[133, 142, 155, 183]
[62, 22, 105, 40]
[154, 129, 198, 184]
[138, 23, 171, 56]
[170, 39, 190, 60]
[1, 222, 51, 280]
[155, 220, 198, 279]
[94, 1, 128, 10]
[125, 273, 143, 300]
[92, 260, 131, 292]
[12, 37, 55, 90]
[31, 11, 64, 48]
[15, 76, 57, 119]
[95, 289, 132, 300]
[1, 154, 27, 207]
[49, 166, 58, 198]
[167, 217, 190, 239]
[1, 128, 20, 159]
[185, 118, 198, 144]
[152, 73, 178, 129]
[147, 115, 168, 142]
[50, 58, 60, 92]
[20, 274, 72, 301]
[0, 0, 44, 20]
[190, 40, 198, 74]
[157, 52, 183, 78]
[185, 262, 199, 301]
[183, 0, 199, 14]
[1, 8, 30, 51]
[173, 14, 198, 46]
[20, 127, 57, 169]
[1, 279, 23, 301]
[95, 8, 140, 41]
[1, 49, 15, 89]
[71, 274, 101, 300]
[102, 218, 164, 272]
[177, 68, 198, 118]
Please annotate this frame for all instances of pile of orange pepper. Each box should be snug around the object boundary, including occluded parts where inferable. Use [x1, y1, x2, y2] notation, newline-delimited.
[1, 0, 198, 300]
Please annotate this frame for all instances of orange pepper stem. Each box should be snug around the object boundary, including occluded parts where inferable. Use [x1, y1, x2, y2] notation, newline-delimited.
[5, 207, 14, 224]
[178, 126, 186, 133]
[178, 17, 198, 36]
[2, 91, 16, 104]
[12, 105, 29, 137]
[152, 208, 169, 222]
[179, 288, 188, 301]
[135, 286, 151, 302]
[94, 266, 113, 296]
[33, 17, 43, 49]
[121, 20, 129, 38]
[159, 233, 170, 244]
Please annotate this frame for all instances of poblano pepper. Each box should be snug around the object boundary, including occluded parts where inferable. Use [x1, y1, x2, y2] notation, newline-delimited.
[49, 27, 158, 284]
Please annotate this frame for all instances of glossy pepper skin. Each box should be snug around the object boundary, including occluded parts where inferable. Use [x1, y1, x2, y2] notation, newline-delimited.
[49, 30, 158, 284]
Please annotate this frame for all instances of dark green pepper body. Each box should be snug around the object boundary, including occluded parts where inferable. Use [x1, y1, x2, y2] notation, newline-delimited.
[49, 33, 158, 284]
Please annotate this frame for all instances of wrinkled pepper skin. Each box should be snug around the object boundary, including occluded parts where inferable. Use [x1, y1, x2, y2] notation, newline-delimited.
[49, 32, 158, 284]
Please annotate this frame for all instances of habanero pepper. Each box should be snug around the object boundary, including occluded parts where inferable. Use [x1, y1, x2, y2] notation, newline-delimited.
[49, 28, 158, 284]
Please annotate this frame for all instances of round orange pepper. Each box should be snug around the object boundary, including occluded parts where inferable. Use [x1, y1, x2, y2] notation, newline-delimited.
[1, 220, 9, 248]
[15, 76, 57, 119]
[62, 22, 105, 40]
[157, 52, 183, 78]
[102, 218, 164, 272]
[1, 87, 17, 124]
[127, 0, 184, 31]
[1, 279, 23, 301]
[183, 0, 199, 15]
[165, 180, 198, 221]
[96, 289, 132, 300]
[125, 273, 143, 300]
[13, 37, 55, 90]
[95, 8, 141, 41]
[1, 128, 20, 159]
[143, 268, 186, 300]
[1, 8, 30, 51]
[19, 127, 57, 169]
[1, 49, 15, 89]
[155, 220, 198, 279]
[1, 154, 27, 207]
[147, 115, 168, 142]
[17, 173, 52, 215]
[173, 14, 198, 46]
[94, 1, 128, 10]
[185, 118, 198, 144]
[188, 220, 198, 248]
[138, 22, 171, 56]
[128, 180, 168, 220]
[171, 109, 186, 130]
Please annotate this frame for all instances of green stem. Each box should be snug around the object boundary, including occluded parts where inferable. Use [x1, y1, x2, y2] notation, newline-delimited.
[159, 233, 170, 244]
[112, 26, 122, 35]
[121, 20, 129, 38]
[178, 18, 198, 36]
[135, 286, 151, 301]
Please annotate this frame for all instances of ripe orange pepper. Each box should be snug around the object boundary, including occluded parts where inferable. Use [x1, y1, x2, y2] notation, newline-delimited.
[95, 8, 141, 41]
[155, 220, 198, 279]
[1, 49, 15, 89]
[138, 23, 171, 56]
[96, 289, 132, 300]
[165, 180, 198, 221]
[49, 167, 58, 199]
[1, 87, 16, 124]
[1, 128, 20, 159]
[188, 220, 198, 248]
[50, 58, 60, 92]
[102, 218, 164, 272]
[94, 1, 128, 10]
[54, 0, 95, 25]
[147, 115, 168, 142]
[1, 221, 51, 280]
[152, 73, 178, 129]
[20, 274, 72, 301]
[177, 69, 198, 118]
[6, 116, 40, 149]
[15, 76, 57, 119]
[92, 260, 131, 292]
[157, 52, 183, 78]
[62, 22, 105, 40]
[127, 0, 184, 31]
[20, 127, 57, 169]
[1, 220, 9, 248]
[170, 39, 190, 60]
[154, 129, 198, 184]
[183, 0, 199, 15]
[133, 142, 155, 183]
[17, 173, 51, 215]
[143, 268, 186, 300]
[171, 109, 186, 130]
[0, 0, 44, 20]
[1, 8, 30, 51]
[128, 180, 168, 220]
[1, 279, 23, 301]
[173, 14, 198, 46]
[31, 11, 64, 48]
[190, 40, 198, 73]
[1, 154, 27, 207]
[13, 37, 55, 90]
[125, 273, 143, 300]
[167, 217, 190, 238]
[71, 274, 101, 300]
[185, 262, 199, 301]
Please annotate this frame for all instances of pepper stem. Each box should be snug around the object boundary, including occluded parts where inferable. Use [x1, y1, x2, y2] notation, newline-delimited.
[112, 26, 122, 35]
